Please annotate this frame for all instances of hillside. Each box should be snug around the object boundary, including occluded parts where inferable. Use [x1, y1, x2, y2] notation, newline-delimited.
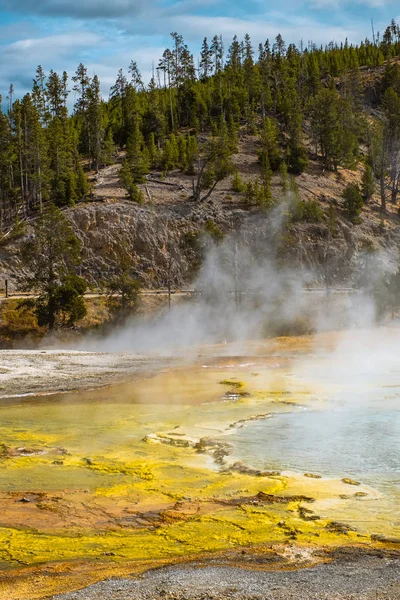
[2, 25, 400, 294]
[1, 128, 399, 294]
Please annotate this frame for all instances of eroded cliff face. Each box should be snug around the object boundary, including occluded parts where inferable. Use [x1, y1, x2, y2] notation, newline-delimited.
[0, 198, 235, 291]
[69, 202, 192, 288]
[69, 198, 240, 288]
[1, 145, 400, 294]
[288, 213, 400, 285]
[0, 195, 399, 293]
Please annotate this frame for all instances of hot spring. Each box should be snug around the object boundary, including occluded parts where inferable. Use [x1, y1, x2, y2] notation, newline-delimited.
[0, 330, 399, 599]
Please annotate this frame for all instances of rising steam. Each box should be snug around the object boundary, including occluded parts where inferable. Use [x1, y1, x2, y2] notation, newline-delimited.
[76, 199, 392, 356]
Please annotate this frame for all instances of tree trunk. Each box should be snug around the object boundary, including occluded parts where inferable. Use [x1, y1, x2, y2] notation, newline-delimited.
[380, 143, 387, 212]
[200, 180, 218, 202]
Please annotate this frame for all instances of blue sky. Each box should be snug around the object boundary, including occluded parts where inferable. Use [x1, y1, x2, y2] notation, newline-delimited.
[0, 0, 399, 101]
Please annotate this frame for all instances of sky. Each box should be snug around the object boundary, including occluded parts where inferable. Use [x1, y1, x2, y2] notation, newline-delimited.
[0, 0, 399, 102]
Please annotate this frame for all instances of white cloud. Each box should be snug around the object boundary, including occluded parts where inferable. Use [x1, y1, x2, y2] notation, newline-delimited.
[0, 0, 395, 101]
[153, 14, 368, 46]
[5, 32, 103, 57]
[0, 31, 107, 99]
[309, 0, 390, 7]
[1, 0, 150, 19]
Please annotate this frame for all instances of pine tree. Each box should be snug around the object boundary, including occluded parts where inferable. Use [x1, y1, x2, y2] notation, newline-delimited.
[76, 164, 89, 200]
[177, 134, 188, 170]
[342, 183, 363, 221]
[72, 63, 92, 167]
[19, 204, 86, 329]
[210, 35, 224, 73]
[309, 87, 357, 171]
[87, 75, 104, 172]
[361, 164, 376, 202]
[231, 172, 245, 193]
[191, 135, 235, 202]
[119, 160, 144, 203]
[46, 70, 66, 119]
[128, 61, 144, 91]
[0, 101, 17, 229]
[147, 133, 159, 168]
[280, 160, 288, 193]
[161, 134, 179, 174]
[185, 134, 198, 175]
[105, 241, 140, 321]
[110, 69, 128, 146]
[200, 37, 213, 80]
[32, 65, 49, 124]
[126, 119, 150, 182]
[259, 118, 281, 172]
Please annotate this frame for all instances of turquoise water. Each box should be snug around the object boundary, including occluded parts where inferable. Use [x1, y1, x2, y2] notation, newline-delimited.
[228, 358, 400, 500]
[230, 403, 400, 484]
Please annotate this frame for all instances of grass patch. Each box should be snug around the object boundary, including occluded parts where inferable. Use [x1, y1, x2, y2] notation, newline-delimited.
[0, 299, 43, 346]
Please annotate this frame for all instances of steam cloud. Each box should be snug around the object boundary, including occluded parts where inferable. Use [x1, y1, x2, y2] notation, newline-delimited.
[77, 201, 393, 356]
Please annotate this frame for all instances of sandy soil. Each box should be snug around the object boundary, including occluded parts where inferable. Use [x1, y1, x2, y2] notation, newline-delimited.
[50, 550, 400, 600]
[0, 350, 179, 398]
[94, 163, 127, 200]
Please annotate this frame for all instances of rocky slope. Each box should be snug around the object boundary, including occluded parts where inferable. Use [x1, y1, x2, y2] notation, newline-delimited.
[0, 133, 399, 293]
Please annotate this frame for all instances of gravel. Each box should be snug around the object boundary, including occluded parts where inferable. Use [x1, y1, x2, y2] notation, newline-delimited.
[50, 554, 400, 600]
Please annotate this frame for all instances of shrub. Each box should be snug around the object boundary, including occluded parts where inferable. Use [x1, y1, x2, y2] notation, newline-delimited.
[361, 164, 376, 202]
[204, 219, 224, 242]
[302, 199, 324, 222]
[290, 199, 324, 223]
[342, 183, 363, 221]
[231, 172, 245, 193]
[243, 180, 273, 209]
[287, 144, 308, 175]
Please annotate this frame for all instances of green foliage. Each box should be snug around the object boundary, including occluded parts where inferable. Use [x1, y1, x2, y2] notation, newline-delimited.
[2, 22, 400, 230]
[19, 205, 86, 329]
[161, 134, 179, 174]
[177, 134, 188, 170]
[309, 87, 358, 171]
[302, 199, 324, 222]
[105, 243, 141, 321]
[342, 183, 363, 221]
[286, 142, 308, 175]
[290, 198, 324, 223]
[288, 176, 323, 222]
[192, 134, 235, 202]
[147, 133, 159, 168]
[231, 171, 245, 193]
[76, 164, 90, 199]
[279, 161, 288, 193]
[361, 164, 376, 201]
[258, 118, 281, 172]
[35, 275, 87, 327]
[126, 120, 150, 183]
[204, 219, 224, 241]
[244, 179, 273, 209]
[119, 160, 144, 203]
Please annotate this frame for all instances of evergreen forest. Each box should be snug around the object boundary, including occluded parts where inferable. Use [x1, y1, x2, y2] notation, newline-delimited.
[2, 20, 400, 231]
